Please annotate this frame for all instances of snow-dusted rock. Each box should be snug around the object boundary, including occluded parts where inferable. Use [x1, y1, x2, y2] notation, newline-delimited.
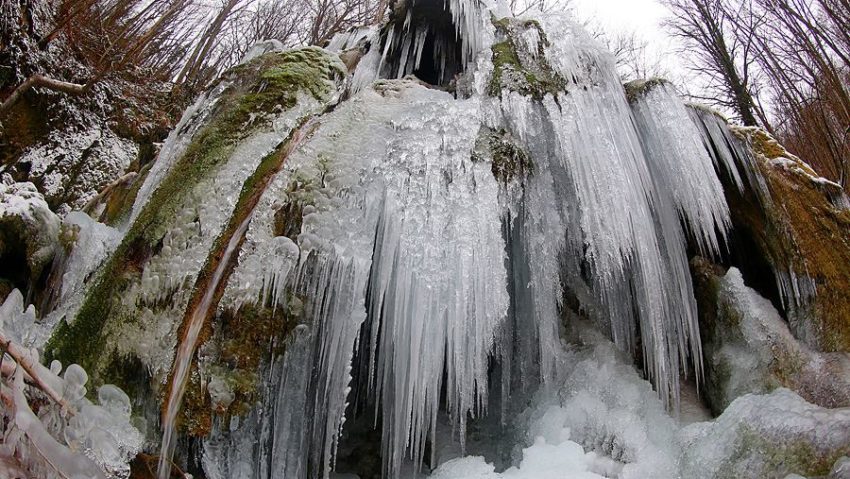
[17, 126, 138, 214]
[693, 260, 850, 413]
[680, 388, 850, 478]
[0, 181, 60, 288]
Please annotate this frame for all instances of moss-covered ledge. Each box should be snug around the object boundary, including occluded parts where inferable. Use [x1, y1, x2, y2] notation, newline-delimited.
[44, 47, 345, 385]
[623, 78, 669, 103]
[488, 17, 567, 100]
[472, 126, 532, 184]
[726, 126, 850, 352]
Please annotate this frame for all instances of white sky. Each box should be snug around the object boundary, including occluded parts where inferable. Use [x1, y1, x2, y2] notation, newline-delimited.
[569, 0, 689, 81]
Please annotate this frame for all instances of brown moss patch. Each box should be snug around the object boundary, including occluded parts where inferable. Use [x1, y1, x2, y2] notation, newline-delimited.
[719, 127, 850, 352]
[130, 453, 186, 479]
[757, 158, 850, 350]
[178, 301, 300, 436]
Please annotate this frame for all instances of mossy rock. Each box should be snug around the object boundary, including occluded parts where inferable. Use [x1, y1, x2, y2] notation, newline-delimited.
[725, 128, 850, 352]
[44, 47, 344, 388]
[180, 299, 301, 436]
[719, 426, 845, 478]
[83, 165, 152, 227]
[488, 17, 567, 100]
[623, 78, 669, 104]
[472, 126, 532, 184]
[691, 256, 850, 415]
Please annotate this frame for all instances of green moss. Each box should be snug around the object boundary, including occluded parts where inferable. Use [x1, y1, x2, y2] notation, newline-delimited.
[488, 17, 567, 99]
[473, 127, 532, 184]
[44, 47, 343, 382]
[717, 426, 844, 478]
[180, 298, 301, 436]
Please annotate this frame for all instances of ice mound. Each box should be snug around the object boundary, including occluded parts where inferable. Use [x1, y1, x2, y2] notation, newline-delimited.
[430, 327, 680, 479]
[680, 388, 850, 478]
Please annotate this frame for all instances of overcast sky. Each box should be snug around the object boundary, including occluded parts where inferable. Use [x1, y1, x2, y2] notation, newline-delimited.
[570, 0, 689, 81]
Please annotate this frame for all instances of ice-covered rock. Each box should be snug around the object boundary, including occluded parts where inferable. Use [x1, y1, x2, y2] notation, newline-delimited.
[692, 260, 850, 413]
[241, 39, 287, 64]
[680, 388, 850, 478]
[0, 181, 60, 296]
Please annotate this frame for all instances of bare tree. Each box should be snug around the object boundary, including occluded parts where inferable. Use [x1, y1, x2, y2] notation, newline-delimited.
[664, 0, 762, 126]
[601, 30, 672, 82]
[0, 0, 197, 117]
[667, 0, 850, 188]
[510, 0, 572, 16]
[307, 0, 377, 45]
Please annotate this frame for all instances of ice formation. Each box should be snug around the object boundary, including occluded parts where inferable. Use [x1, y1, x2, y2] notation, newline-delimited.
[0, 181, 60, 283]
[26, 2, 850, 478]
[0, 291, 143, 478]
[165, 8, 809, 478]
[200, 11, 748, 475]
[430, 327, 682, 479]
[699, 266, 850, 411]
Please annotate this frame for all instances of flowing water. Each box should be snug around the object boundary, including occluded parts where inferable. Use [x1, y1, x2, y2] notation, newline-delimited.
[156, 214, 252, 479]
[157, 116, 323, 479]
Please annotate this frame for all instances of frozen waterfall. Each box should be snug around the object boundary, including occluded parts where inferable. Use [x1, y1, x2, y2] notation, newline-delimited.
[24, 0, 827, 477]
[196, 8, 752, 478]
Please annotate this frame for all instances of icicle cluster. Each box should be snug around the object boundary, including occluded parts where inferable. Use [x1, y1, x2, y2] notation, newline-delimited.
[478, 17, 736, 409]
[202, 10, 760, 477]
[213, 83, 507, 477]
[1, 291, 142, 479]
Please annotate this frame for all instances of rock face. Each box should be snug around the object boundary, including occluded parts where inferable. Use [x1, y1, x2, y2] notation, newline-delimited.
[692, 260, 850, 414]
[0, 180, 59, 300]
[721, 127, 850, 352]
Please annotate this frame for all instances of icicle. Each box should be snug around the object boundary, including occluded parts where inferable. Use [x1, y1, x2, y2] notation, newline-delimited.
[631, 82, 731, 256]
[686, 105, 767, 197]
[413, 25, 430, 72]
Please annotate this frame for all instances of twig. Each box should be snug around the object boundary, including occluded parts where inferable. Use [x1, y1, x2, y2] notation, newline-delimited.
[0, 332, 73, 415]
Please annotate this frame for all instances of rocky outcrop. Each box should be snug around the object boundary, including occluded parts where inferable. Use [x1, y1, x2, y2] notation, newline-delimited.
[680, 388, 850, 478]
[723, 127, 850, 353]
[0, 180, 59, 301]
[692, 258, 850, 414]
